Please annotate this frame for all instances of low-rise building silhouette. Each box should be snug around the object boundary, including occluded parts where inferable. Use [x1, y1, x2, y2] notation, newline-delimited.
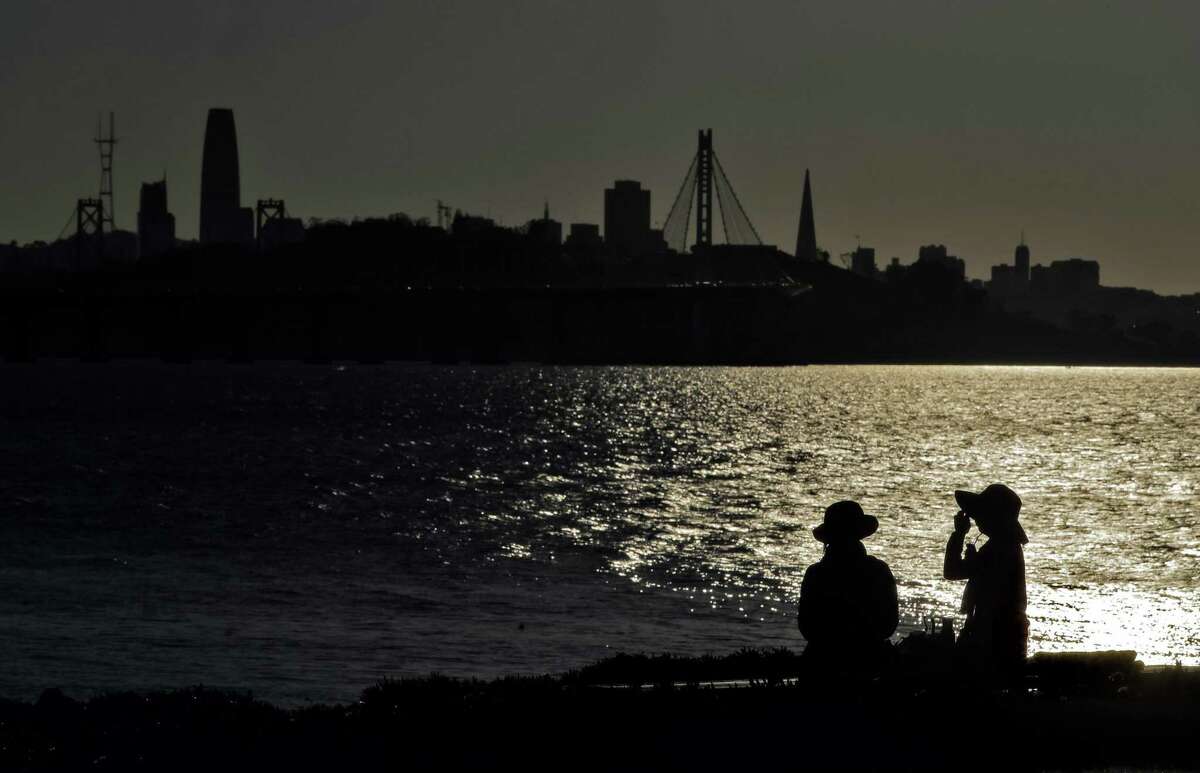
[916, 244, 966, 280]
[850, 246, 877, 278]
[0, 241, 18, 271]
[451, 211, 499, 237]
[566, 223, 602, 248]
[106, 230, 140, 265]
[526, 202, 562, 247]
[258, 217, 305, 252]
[565, 223, 602, 262]
[647, 228, 668, 255]
[1032, 258, 1099, 296]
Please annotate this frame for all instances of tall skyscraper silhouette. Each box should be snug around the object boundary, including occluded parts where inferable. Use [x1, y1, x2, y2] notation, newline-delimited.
[604, 180, 651, 257]
[1014, 238, 1031, 286]
[199, 108, 253, 245]
[795, 169, 817, 261]
[137, 179, 176, 258]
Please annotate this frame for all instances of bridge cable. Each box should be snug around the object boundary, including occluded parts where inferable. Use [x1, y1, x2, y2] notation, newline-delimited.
[713, 152, 763, 246]
[713, 156, 733, 245]
[55, 207, 77, 243]
[662, 151, 698, 253]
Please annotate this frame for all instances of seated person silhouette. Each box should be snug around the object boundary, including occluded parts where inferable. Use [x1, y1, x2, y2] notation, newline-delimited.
[797, 501, 899, 675]
[943, 483, 1029, 680]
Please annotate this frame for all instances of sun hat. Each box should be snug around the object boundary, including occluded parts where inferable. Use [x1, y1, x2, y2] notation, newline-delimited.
[954, 483, 1028, 544]
[812, 500, 879, 543]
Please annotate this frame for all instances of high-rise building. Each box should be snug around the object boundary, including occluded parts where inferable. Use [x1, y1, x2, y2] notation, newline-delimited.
[795, 169, 817, 261]
[603, 180, 651, 257]
[137, 180, 176, 258]
[1014, 239, 1030, 285]
[199, 108, 254, 245]
[988, 239, 1033, 297]
[850, 246, 877, 278]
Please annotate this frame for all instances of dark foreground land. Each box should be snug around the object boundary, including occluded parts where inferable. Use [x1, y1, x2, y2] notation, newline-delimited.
[4, 649, 1198, 772]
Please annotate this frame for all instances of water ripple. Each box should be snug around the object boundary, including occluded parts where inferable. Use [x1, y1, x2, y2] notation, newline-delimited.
[0, 363, 1196, 706]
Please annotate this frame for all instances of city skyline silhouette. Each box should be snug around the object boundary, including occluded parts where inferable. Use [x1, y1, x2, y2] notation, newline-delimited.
[3, 5, 1200, 768]
[2, 1, 1199, 293]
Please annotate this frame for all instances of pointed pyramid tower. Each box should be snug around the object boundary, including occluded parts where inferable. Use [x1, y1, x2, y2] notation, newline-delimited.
[795, 169, 817, 261]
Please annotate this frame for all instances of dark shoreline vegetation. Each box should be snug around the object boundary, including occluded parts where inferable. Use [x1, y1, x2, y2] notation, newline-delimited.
[5, 648, 1198, 771]
[4, 218, 1200, 365]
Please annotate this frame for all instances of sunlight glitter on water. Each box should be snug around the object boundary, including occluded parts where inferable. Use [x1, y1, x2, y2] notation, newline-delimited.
[2, 363, 1198, 706]
[1031, 587, 1197, 662]
[575, 365, 1200, 665]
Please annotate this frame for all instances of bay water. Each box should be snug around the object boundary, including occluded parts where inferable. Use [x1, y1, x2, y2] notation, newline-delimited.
[2, 363, 1196, 704]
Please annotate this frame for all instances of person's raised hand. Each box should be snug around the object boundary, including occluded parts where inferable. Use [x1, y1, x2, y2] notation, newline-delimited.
[953, 511, 971, 535]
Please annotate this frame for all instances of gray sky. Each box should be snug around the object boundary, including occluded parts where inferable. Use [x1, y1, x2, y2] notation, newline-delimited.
[2, 0, 1198, 292]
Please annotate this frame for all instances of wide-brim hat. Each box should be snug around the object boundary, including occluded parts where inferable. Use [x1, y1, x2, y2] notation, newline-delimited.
[955, 483, 1027, 544]
[813, 500, 879, 543]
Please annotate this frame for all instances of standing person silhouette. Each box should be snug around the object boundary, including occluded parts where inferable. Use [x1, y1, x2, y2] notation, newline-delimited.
[943, 484, 1029, 681]
[797, 501, 899, 676]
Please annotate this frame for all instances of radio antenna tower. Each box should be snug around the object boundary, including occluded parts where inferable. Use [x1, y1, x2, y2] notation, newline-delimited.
[94, 112, 117, 232]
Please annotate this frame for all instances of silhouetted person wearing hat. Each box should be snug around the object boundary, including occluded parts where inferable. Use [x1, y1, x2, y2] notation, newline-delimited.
[944, 483, 1029, 680]
[797, 501, 899, 676]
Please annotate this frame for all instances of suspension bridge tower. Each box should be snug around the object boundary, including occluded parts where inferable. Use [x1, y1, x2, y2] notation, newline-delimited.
[75, 198, 104, 263]
[662, 129, 762, 254]
[695, 129, 713, 247]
